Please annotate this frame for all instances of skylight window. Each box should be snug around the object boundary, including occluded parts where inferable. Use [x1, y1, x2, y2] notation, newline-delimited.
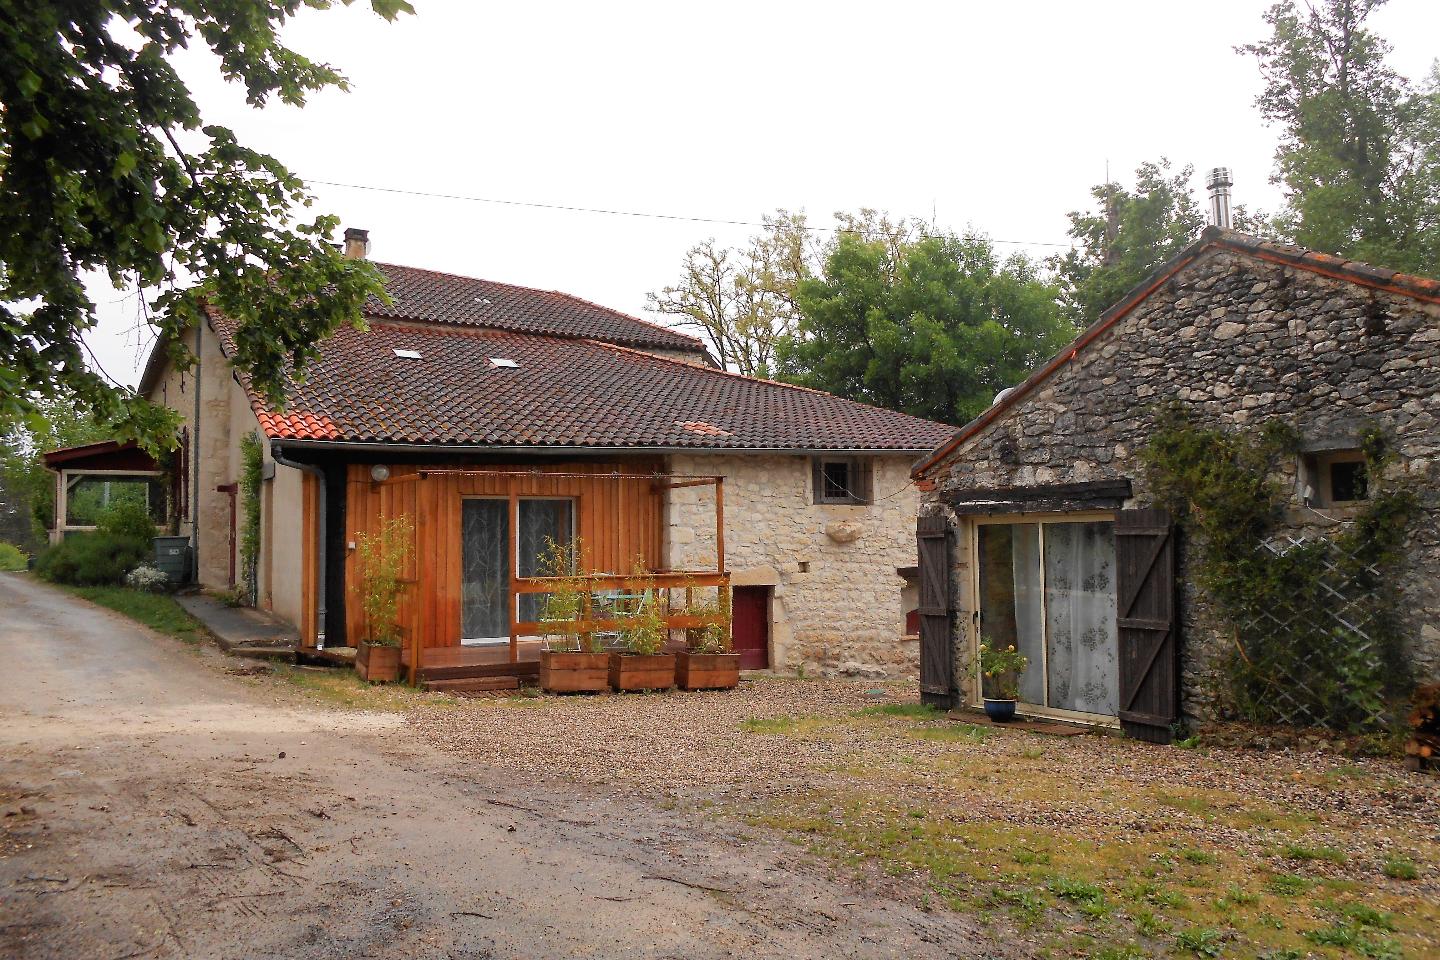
[392, 348, 423, 359]
[489, 357, 519, 368]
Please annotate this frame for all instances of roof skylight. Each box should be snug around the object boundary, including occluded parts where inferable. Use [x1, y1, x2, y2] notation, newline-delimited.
[489, 357, 519, 368]
[392, 348, 423, 359]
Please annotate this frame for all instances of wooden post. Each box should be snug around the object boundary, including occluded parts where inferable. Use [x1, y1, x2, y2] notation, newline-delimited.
[714, 477, 725, 574]
[508, 492, 519, 664]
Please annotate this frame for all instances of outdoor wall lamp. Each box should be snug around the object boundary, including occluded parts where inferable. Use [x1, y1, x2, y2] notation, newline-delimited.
[370, 464, 391, 483]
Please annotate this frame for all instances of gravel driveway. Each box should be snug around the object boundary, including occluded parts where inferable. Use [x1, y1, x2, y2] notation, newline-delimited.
[0, 574, 985, 960]
[410, 676, 1440, 957]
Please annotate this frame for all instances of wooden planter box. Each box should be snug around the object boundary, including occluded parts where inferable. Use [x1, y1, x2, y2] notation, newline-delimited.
[540, 650, 611, 693]
[608, 652, 676, 692]
[356, 642, 401, 683]
[676, 652, 740, 690]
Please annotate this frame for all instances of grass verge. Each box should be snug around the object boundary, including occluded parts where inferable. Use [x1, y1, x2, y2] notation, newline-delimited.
[262, 663, 459, 712]
[63, 585, 210, 644]
[734, 706, 1440, 959]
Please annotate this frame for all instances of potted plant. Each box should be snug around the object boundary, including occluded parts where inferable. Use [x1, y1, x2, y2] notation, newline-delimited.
[977, 639, 1029, 722]
[676, 587, 739, 690]
[536, 538, 610, 694]
[355, 515, 412, 683]
[608, 583, 675, 692]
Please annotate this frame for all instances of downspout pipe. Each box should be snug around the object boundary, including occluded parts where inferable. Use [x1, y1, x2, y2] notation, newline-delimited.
[270, 440, 327, 649]
[191, 323, 202, 583]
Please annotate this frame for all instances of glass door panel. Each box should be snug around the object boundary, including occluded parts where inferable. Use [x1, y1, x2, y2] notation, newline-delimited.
[976, 518, 1119, 717]
[516, 498, 575, 624]
[461, 499, 509, 643]
[1042, 522, 1118, 716]
[977, 522, 1045, 705]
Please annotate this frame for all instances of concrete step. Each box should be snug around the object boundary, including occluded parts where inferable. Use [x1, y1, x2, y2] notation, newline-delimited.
[227, 645, 296, 662]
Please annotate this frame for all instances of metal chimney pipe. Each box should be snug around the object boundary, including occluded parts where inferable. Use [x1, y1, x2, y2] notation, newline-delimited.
[342, 227, 370, 260]
[1206, 167, 1233, 229]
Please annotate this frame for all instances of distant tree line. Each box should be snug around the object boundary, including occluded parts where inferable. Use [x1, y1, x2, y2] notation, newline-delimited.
[650, 0, 1440, 426]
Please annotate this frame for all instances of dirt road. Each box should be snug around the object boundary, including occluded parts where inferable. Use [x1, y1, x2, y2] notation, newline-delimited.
[0, 574, 982, 960]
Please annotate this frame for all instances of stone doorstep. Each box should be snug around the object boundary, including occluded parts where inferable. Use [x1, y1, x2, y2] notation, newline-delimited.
[946, 708, 1100, 737]
[174, 592, 300, 660]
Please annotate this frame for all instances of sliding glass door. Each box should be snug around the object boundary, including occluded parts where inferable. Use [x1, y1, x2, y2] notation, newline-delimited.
[976, 518, 1119, 717]
[461, 499, 509, 643]
[460, 497, 576, 644]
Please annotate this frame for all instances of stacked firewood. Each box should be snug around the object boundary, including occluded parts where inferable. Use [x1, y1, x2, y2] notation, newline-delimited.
[1404, 684, 1440, 773]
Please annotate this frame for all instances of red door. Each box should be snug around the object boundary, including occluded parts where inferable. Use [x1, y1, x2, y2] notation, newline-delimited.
[732, 586, 770, 670]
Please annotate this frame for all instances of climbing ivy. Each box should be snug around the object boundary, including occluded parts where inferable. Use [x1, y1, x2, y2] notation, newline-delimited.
[239, 433, 263, 606]
[1140, 405, 1417, 731]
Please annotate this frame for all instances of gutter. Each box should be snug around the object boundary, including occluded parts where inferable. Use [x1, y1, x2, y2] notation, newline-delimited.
[270, 440, 327, 649]
[268, 438, 943, 458]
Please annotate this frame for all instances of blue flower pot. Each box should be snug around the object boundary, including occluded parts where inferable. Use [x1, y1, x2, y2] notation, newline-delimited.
[983, 698, 1017, 722]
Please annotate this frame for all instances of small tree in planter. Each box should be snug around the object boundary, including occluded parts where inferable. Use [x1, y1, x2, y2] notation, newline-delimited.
[977, 638, 1029, 722]
[608, 577, 675, 692]
[536, 537, 609, 694]
[355, 515, 412, 683]
[677, 586, 739, 690]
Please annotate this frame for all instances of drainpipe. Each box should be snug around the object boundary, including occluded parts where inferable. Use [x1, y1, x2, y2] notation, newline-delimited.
[270, 441, 327, 649]
[191, 322, 202, 583]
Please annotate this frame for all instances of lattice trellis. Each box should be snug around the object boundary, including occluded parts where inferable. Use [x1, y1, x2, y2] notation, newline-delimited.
[1231, 534, 1390, 730]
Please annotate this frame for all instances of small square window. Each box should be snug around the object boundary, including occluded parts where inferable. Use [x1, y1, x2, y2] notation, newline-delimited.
[1300, 449, 1369, 507]
[813, 457, 872, 504]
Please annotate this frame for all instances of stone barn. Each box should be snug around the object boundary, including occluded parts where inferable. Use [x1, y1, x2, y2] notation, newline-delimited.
[911, 227, 1439, 741]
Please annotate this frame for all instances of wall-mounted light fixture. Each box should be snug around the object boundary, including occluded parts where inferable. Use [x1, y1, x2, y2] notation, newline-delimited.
[370, 464, 391, 483]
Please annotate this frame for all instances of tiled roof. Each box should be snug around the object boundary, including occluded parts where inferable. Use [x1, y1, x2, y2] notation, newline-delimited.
[913, 227, 1440, 477]
[366, 262, 707, 354]
[216, 317, 954, 452]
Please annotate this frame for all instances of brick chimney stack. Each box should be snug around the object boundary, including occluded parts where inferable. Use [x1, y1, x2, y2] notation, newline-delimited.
[343, 227, 370, 260]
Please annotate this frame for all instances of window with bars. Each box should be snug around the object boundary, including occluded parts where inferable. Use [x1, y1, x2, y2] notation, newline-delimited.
[811, 457, 873, 504]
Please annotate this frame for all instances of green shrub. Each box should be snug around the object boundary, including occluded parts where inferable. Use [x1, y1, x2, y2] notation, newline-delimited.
[96, 499, 157, 544]
[0, 542, 28, 572]
[35, 532, 148, 586]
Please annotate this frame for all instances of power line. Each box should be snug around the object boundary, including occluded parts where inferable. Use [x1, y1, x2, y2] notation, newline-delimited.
[306, 178, 1076, 249]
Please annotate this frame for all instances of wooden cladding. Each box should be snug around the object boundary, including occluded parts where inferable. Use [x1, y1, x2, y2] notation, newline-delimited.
[344, 461, 665, 649]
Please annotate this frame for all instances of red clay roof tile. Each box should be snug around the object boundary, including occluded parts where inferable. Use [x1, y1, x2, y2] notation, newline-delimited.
[220, 318, 953, 452]
[366, 262, 706, 354]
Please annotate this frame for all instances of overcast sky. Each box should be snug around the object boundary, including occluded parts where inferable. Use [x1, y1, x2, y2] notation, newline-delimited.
[85, 0, 1440, 386]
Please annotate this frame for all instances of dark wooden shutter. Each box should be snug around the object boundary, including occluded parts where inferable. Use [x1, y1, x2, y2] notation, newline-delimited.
[1115, 508, 1179, 743]
[916, 514, 954, 708]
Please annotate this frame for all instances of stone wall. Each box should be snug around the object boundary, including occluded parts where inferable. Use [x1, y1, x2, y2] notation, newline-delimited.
[145, 321, 267, 594]
[665, 453, 922, 678]
[921, 246, 1440, 717]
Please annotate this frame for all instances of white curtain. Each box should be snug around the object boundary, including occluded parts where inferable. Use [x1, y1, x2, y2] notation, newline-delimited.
[1042, 522, 1118, 716]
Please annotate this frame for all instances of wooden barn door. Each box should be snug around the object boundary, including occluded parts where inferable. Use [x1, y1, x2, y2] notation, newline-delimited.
[1116, 508, 1179, 743]
[916, 515, 954, 708]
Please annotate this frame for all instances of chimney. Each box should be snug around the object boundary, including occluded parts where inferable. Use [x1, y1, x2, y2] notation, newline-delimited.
[1206, 167, 1233, 229]
[343, 227, 370, 260]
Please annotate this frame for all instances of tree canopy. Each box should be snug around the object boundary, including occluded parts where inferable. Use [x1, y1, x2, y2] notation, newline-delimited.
[646, 211, 815, 377]
[0, 0, 412, 448]
[777, 225, 1074, 427]
[1242, 0, 1440, 273]
[1050, 159, 1208, 327]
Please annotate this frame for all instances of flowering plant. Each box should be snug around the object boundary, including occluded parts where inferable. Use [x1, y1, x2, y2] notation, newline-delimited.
[125, 564, 170, 593]
[977, 638, 1029, 701]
